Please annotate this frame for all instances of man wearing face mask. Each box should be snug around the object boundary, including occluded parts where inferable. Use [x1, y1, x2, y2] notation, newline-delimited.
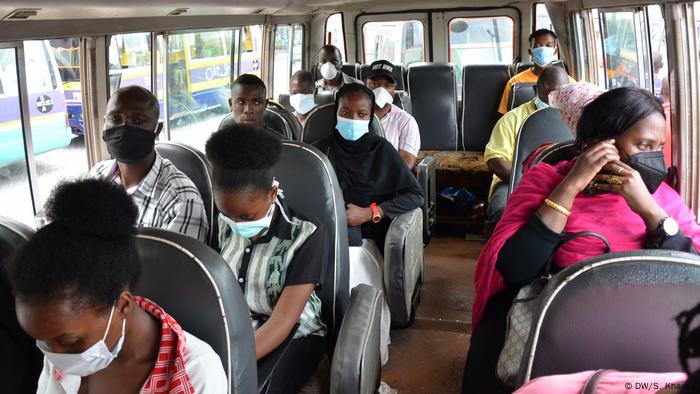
[315, 44, 363, 93]
[484, 67, 570, 238]
[90, 86, 208, 242]
[365, 60, 421, 169]
[288, 70, 317, 126]
[497, 29, 576, 114]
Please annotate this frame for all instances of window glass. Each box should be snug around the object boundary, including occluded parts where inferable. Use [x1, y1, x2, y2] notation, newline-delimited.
[240, 25, 263, 77]
[325, 13, 346, 61]
[591, 9, 607, 87]
[167, 30, 233, 150]
[363, 20, 425, 65]
[535, 4, 554, 31]
[0, 48, 35, 225]
[273, 23, 305, 99]
[600, 11, 642, 89]
[26, 40, 88, 213]
[647, 5, 672, 165]
[108, 33, 152, 94]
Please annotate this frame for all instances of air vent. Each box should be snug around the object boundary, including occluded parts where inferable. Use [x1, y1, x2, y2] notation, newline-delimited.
[3, 9, 40, 20]
[251, 8, 265, 15]
[167, 8, 188, 16]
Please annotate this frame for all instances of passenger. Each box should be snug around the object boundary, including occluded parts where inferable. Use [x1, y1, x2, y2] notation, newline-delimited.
[463, 88, 700, 394]
[497, 29, 576, 114]
[318, 83, 424, 364]
[315, 44, 362, 93]
[484, 66, 570, 239]
[90, 86, 208, 242]
[205, 125, 327, 393]
[365, 59, 421, 169]
[289, 70, 317, 126]
[653, 51, 664, 101]
[7, 179, 227, 393]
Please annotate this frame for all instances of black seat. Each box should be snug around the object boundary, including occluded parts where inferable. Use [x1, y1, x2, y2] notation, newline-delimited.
[514, 61, 533, 75]
[134, 228, 258, 394]
[341, 63, 360, 79]
[301, 104, 384, 145]
[507, 82, 536, 112]
[155, 142, 217, 247]
[407, 62, 459, 151]
[530, 140, 578, 167]
[508, 108, 573, 196]
[518, 250, 700, 387]
[218, 104, 296, 140]
[461, 64, 509, 151]
[0, 217, 42, 394]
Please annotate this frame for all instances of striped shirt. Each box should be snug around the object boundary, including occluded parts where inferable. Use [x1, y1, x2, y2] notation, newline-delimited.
[90, 153, 209, 242]
[218, 194, 326, 338]
[379, 103, 421, 157]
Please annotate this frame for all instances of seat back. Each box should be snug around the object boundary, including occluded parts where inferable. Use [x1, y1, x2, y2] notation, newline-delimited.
[278, 93, 292, 110]
[507, 82, 536, 112]
[394, 91, 412, 114]
[301, 104, 384, 145]
[218, 105, 295, 140]
[519, 250, 700, 386]
[515, 61, 533, 75]
[461, 64, 510, 151]
[155, 142, 217, 247]
[407, 63, 459, 151]
[134, 228, 258, 394]
[330, 284, 382, 394]
[508, 108, 573, 195]
[273, 141, 350, 346]
[341, 63, 360, 79]
[360, 64, 407, 91]
[530, 140, 578, 167]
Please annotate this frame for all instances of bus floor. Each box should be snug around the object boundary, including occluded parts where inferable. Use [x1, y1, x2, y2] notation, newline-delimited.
[382, 229, 482, 393]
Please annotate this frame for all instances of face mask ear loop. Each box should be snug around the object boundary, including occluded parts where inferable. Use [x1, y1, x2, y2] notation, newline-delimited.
[101, 304, 117, 342]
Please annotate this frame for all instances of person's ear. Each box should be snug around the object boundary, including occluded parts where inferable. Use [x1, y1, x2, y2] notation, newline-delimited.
[528, 48, 533, 56]
[116, 291, 133, 319]
[155, 122, 163, 138]
[228, 98, 233, 110]
[269, 185, 278, 202]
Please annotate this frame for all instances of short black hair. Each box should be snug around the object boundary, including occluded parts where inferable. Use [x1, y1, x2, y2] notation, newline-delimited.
[8, 179, 140, 310]
[232, 74, 267, 97]
[292, 70, 315, 86]
[112, 85, 160, 119]
[537, 66, 569, 91]
[529, 28, 557, 44]
[318, 45, 343, 62]
[335, 83, 376, 119]
[676, 302, 700, 394]
[205, 124, 281, 194]
[576, 87, 664, 147]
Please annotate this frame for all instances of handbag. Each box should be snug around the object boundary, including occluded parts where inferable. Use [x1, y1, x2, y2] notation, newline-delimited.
[496, 231, 611, 389]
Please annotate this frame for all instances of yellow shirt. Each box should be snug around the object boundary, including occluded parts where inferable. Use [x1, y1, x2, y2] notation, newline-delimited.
[484, 99, 537, 201]
[497, 68, 576, 114]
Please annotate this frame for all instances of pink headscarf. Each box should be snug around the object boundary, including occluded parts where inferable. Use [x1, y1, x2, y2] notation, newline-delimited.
[549, 82, 606, 132]
[471, 159, 700, 333]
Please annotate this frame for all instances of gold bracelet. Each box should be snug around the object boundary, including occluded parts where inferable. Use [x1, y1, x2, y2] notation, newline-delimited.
[544, 198, 571, 217]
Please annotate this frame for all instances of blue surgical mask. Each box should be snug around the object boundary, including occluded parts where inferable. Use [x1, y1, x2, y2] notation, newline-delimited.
[534, 96, 549, 110]
[336, 116, 370, 141]
[289, 93, 316, 115]
[532, 47, 556, 67]
[220, 202, 275, 239]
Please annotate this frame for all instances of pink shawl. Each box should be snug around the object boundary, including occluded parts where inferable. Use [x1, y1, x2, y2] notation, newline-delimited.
[514, 371, 687, 394]
[472, 159, 700, 331]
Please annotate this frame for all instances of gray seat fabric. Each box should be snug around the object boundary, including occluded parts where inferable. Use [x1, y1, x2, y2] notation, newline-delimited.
[407, 63, 459, 151]
[514, 61, 533, 75]
[341, 63, 360, 79]
[154, 142, 217, 247]
[507, 108, 573, 196]
[273, 141, 350, 346]
[394, 90, 412, 114]
[384, 208, 424, 327]
[530, 140, 577, 167]
[507, 82, 536, 112]
[134, 228, 258, 394]
[330, 284, 382, 394]
[518, 250, 700, 386]
[461, 64, 509, 151]
[415, 155, 436, 244]
[360, 63, 407, 91]
[277, 94, 291, 110]
[218, 105, 295, 140]
[301, 104, 384, 145]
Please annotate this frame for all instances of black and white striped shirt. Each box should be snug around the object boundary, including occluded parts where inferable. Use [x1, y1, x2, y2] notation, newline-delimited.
[90, 153, 209, 242]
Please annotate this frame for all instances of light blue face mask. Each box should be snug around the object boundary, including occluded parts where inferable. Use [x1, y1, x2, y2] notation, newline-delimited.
[336, 116, 370, 141]
[534, 96, 549, 110]
[220, 201, 275, 239]
[531, 46, 556, 67]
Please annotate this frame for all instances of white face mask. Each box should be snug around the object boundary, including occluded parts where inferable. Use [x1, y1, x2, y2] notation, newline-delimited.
[372, 87, 394, 109]
[289, 93, 316, 115]
[36, 304, 126, 377]
[320, 62, 339, 80]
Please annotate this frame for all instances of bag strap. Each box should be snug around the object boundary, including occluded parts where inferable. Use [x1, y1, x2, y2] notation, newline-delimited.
[542, 231, 611, 277]
[581, 369, 614, 394]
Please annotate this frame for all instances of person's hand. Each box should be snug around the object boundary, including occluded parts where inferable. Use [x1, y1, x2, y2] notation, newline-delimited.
[346, 204, 372, 227]
[561, 139, 620, 193]
[592, 160, 667, 228]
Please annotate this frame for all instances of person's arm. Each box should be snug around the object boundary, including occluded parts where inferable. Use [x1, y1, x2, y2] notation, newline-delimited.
[399, 150, 417, 169]
[379, 180, 424, 219]
[398, 115, 421, 170]
[254, 284, 315, 360]
[487, 158, 512, 184]
[484, 111, 516, 183]
[167, 197, 209, 243]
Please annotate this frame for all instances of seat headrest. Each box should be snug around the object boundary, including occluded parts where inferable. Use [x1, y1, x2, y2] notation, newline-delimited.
[531, 140, 578, 166]
[134, 228, 257, 394]
[301, 104, 384, 144]
[461, 64, 510, 151]
[509, 82, 536, 112]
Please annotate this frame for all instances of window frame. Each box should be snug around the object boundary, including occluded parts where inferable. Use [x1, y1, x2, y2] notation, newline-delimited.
[325, 13, 347, 61]
[360, 18, 428, 65]
[271, 22, 306, 99]
[446, 15, 516, 65]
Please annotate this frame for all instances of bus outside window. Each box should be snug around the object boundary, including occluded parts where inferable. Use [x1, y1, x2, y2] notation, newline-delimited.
[599, 11, 650, 91]
[109, 33, 152, 94]
[534, 4, 554, 31]
[363, 20, 425, 66]
[325, 13, 346, 60]
[272, 23, 304, 99]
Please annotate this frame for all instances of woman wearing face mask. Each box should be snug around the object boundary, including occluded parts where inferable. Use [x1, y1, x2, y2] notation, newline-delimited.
[7, 178, 227, 394]
[318, 83, 423, 364]
[462, 87, 700, 394]
[205, 125, 327, 394]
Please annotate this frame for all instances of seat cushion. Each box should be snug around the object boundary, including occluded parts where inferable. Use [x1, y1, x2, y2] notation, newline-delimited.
[418, 150, 488, 173]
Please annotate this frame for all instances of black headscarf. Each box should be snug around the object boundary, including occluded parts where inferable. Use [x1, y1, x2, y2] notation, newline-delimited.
[328, 83, 417, 207]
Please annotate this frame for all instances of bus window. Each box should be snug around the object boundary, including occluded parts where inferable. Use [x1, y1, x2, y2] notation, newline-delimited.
[167, 30, 233, 150]
[49, 38, 82, 135]
[534, 4, 554, 31]
[599, 11, 651, 90]
[273, 23, 305, 99]
[325, 13, 346, 60]
[648, 5, 672, 165]
[363, 20, 425, 65]
[240, 25, 263, 77]
[108, 33, 152, 95]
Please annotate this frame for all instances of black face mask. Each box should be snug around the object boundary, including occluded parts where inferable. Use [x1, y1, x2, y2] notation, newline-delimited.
[102, 125, 157, 163]
[624, 151, 667, 194]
